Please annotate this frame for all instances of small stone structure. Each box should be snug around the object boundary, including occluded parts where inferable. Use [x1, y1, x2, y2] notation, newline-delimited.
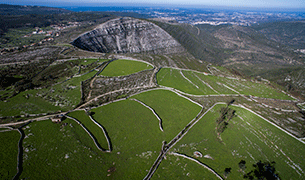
[193, 151, 203, 158]
[51, 115, 63, 123]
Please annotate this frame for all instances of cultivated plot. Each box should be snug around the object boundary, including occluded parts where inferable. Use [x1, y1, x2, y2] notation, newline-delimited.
[195, 71, 293, 100]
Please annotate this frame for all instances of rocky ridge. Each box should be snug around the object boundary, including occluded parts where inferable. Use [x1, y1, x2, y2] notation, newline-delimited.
[71, 17, 185, 54]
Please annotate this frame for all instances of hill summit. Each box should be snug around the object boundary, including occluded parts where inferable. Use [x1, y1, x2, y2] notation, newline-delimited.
[71, 17, 185, 54]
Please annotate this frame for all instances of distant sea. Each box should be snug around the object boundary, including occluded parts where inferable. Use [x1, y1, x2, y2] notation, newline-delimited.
[62, 6, 305, 13]
[62, 6, 145, 12]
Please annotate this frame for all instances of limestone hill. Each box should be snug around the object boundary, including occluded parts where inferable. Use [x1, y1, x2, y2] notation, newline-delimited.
[71, 17, 185, 54]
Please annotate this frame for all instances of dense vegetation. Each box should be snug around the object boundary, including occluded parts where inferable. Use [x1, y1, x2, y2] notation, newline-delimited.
[253, 21, 305, 49]
[0, 4, 71, 15]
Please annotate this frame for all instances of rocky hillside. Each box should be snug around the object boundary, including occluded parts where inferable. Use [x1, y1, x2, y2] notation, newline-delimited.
[71, 17, 185, 54]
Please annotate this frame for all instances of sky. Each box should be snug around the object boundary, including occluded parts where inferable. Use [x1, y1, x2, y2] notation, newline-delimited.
[2, 0, 305, 9]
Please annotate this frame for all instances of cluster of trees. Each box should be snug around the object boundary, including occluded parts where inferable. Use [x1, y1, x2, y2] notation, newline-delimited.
[216, 103, 236, 134]
[224, 160, 280, 179]
[243, 160, 280, 180]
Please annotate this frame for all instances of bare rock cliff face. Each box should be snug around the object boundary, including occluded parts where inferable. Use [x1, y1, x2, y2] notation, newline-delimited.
[71, 17, 185, 54]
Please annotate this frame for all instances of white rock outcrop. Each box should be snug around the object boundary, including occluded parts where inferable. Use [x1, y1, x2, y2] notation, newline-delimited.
[72, 17, 184, 54]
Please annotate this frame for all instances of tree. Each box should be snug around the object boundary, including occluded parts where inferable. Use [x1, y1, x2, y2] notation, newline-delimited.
[224, 167, 231, 178]
[239, 160, 246, 172]
[244, 161, 280, 180]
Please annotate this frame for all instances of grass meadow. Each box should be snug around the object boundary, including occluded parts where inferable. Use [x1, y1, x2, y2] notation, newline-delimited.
[100, 59, 153, 77]
[90, 100, 165, 179]
[131, 89, 202, 141]
[169, 104, 305, 179]
[0, 130, 20, 179]
[157, 68, 215, 95]
[152, 154, 219, 180]
[0, 71, 96, 117]
[2, 59, 300, 180]
[20, 120, 113, 179]
[0, 89, 62, 117]
[157, 67, 293, 100]
[67, 110, 109, 150]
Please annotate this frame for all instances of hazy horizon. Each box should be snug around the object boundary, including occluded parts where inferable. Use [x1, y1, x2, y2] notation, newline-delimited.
[2, 0, 305, 11]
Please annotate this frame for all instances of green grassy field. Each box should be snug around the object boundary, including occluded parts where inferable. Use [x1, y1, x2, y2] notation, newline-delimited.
[220, 77, 293, 100]
[230, 105, 305, 178]
[182, 70, 219, 94]
[195, 73, 237, 94]
[157, 67, 293, 100]
[152, 154, 219, 180]
[43, 70, 97, 109]
[41, 89, 202, 179]
[1, 58, 301, 180]
[157, 68, 236, 95]
[20, 120, 114, 179]
[0, 89, 62, 117]
[196, 71, 293, 100]
[0, 71, 97, 117]
[100, 59, 153, 77]
[0, 27, 48, 48]
[157, 68, 211, 95]
[67, 110, 109, 150]
[78, 58, 100, 65]
[90, 100, 166, 179]
[170, 104, 305, 179]
[131, 89, 202, 140]
[0, 130, 20, 179]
